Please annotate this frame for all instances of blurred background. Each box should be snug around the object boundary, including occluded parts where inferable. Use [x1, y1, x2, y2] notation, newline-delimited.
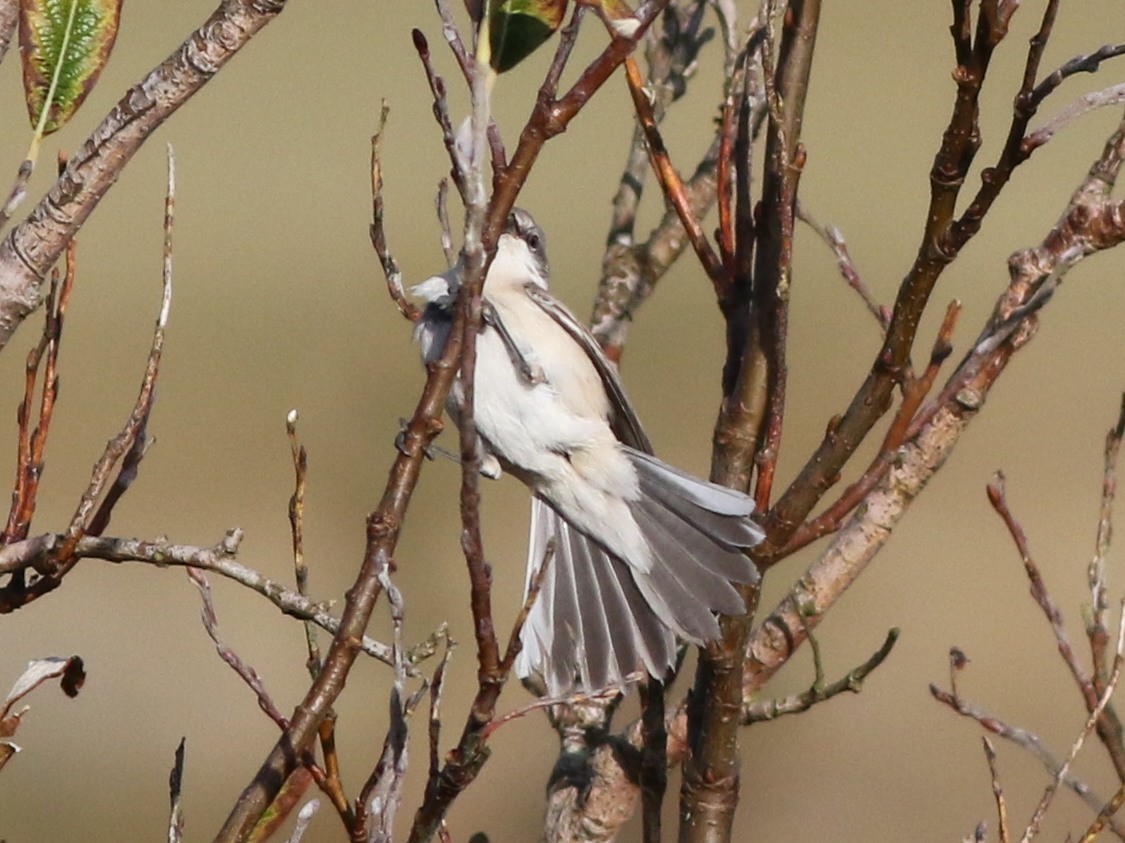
[1, 1, 1125, 840]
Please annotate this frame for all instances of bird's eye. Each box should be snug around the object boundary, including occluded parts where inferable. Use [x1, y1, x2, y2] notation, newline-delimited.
[526, 232, 541, 250]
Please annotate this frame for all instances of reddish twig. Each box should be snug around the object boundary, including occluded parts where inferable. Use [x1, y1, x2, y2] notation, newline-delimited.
[623, 55, 727, 295]
[371, 104, 417, 322]
[987, 472, 1125, 780]
[2, 244, 71, 547]
[759, 0, 1030, 562]
[412, 29, 468, 201]
[186, 566, 290, 730]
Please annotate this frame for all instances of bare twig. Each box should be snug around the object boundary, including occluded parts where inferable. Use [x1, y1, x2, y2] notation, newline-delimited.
[168, 738, 186, 843]
[355, 565, 414, 843]
[1079, 783, 1125, 843]
[988, 472, 1125, 780]
[930, 683, 1125, 836]
[983, 738, 1010, 843]
[1020, 603, 1125, 842]
[1028, 42, 1125, 109]
[286, 411, 320, 678]
[742, 628, 898, 722]
[0, 530, 400, 667]
[412, 29, 468, 201]
[283, 413, 355, 830]
[436, 179, 456, 268]
[798, 204, 888, 331]
[1089, 396, 1125, 693]
[1, 148, 175, 611]
[186, 566, 289, 729]
[371, 105, 417, 322]
[2, 241, 73, 549]
[427, 632, 455, 784]
[1024, 82, 1125, 156]
[623, 55, 727, 294]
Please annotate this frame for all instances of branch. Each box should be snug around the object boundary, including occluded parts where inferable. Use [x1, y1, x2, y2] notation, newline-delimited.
[982, 738, 1010, 843]
[1020, 603, 1125, 842]
[1088, 396, 1125, 697]
[682, 2, 819, 838]
[0, 0, 294, 352]
[986, 473, 1125, 780]
[930, 679, 1125, 836]
[0, 530, 400, 667]
[759, 0, 1043, 561]
[742, 627, 898, 723]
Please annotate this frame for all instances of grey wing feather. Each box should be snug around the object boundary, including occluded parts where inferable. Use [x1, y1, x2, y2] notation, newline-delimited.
[523, 284, 653, 453]
[518, 497, 678, 696]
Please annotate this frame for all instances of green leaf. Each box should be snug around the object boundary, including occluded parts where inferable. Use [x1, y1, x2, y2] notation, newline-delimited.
[489, 0, 567, 74]
[19, 0, 122, 135]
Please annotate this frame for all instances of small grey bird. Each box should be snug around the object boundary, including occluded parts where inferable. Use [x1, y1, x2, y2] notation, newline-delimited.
[413, 208, 763, 696]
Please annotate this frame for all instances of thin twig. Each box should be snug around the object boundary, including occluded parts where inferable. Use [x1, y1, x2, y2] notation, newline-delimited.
[1020, 602, 1125, 842]
[436, 179, 456, 268]
[1024, 82, 1125, 156]
[1079, 782, 1125, 843]
[1089, 396, 1125, 691]
[797, 203, 888, 331]
[371, 104, 418, 322]
[0, 530, 400, 666]
[355, 564, 413, 843]
[168, 738, 186, 843]
[983, 737, 1010, 843]
[623, 54, 727, 294]
[929, 683, 1125, 835]
[186, 566, 290, 730]
[742, 628, 898, 722]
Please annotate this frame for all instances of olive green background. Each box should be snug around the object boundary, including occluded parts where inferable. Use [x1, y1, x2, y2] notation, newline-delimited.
[2, 2, 1125, 840]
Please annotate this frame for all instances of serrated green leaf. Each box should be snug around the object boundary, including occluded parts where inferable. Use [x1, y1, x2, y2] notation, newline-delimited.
[19, 0, 122, 135]
[489, 0, 567, 74]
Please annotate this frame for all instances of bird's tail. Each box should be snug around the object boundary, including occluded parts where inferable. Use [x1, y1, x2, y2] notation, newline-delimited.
[515, 449, 763, 696]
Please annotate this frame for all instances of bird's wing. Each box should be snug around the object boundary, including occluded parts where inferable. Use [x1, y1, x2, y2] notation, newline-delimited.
[522, 283, 654, 455]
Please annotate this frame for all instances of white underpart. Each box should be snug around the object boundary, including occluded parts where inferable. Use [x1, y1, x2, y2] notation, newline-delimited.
[473, 235, 653, 572]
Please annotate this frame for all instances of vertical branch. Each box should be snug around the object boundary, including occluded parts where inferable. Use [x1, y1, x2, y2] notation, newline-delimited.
[681, 3, 819, 842]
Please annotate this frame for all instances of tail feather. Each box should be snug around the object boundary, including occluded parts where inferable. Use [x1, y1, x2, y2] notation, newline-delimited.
[558, 521, 615, 689]
[632, 497, 748, 618]
[516, 453, 764, 695]
[518, 499, 677, 694]
[631, 448, 765, 556]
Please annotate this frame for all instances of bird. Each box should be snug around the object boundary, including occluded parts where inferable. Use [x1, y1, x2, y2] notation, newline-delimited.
[412, 207, 764, 696]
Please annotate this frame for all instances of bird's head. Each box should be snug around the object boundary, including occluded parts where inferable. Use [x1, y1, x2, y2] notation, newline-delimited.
[494, 207, 549, 290]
